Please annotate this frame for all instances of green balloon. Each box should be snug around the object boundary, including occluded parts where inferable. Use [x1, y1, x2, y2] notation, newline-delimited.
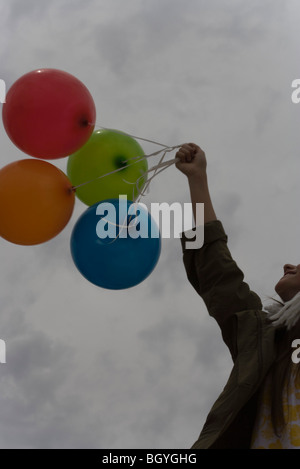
[67, 129, 148, 205]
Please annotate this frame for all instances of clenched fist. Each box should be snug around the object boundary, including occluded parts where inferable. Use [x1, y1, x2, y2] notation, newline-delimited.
[175, 143, 207, 179]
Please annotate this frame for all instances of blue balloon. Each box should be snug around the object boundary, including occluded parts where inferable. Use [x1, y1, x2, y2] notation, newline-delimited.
[70, 198, 161, 290]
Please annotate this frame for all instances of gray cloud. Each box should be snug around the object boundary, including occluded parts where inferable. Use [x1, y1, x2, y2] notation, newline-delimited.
[0, 0, 299, 449]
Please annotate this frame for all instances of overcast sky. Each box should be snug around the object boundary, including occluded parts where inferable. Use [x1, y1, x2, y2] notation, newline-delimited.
[0, 0, 300, 449]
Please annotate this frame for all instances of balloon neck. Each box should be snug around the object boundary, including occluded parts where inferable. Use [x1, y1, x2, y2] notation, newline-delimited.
[79, 117, 90, 128]
[114, 155, 128, 170]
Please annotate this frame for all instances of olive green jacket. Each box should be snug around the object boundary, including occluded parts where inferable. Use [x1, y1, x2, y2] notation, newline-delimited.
[180, 220, 276, 449]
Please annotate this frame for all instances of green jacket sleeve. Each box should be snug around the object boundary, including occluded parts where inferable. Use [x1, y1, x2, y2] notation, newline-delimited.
[180, 220, 262, 359]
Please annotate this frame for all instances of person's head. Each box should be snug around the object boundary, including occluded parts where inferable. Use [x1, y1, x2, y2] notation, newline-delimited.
[275, 264, 300, 302]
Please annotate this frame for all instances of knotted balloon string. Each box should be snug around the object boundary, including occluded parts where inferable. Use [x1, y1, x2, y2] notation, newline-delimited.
[96, 155, 179, 245]
[72, 124, 183, 203]
[71, 124, 184, 242]
[124, 153, 180, 201]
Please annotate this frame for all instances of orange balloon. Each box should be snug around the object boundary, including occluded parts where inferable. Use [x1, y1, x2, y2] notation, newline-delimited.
[0, 159, 75, 245]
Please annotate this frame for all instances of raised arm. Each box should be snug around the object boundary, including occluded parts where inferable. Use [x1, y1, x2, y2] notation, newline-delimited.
[176, 144, 262, 357]
[175, 143, 217, 225]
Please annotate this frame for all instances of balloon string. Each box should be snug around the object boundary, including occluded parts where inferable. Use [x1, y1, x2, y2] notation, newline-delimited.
[71, 124, 184, 193]
[101, 156, 180, 245]
[127, 156, 180, 202]
[71, 151, 181, 193]
[89, 123, 170, 148]
[71, 156, 149, 190]
[72, 124, 185, 244]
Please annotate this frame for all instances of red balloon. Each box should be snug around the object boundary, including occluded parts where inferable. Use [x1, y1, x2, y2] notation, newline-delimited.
[2, 68, 96, 159]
